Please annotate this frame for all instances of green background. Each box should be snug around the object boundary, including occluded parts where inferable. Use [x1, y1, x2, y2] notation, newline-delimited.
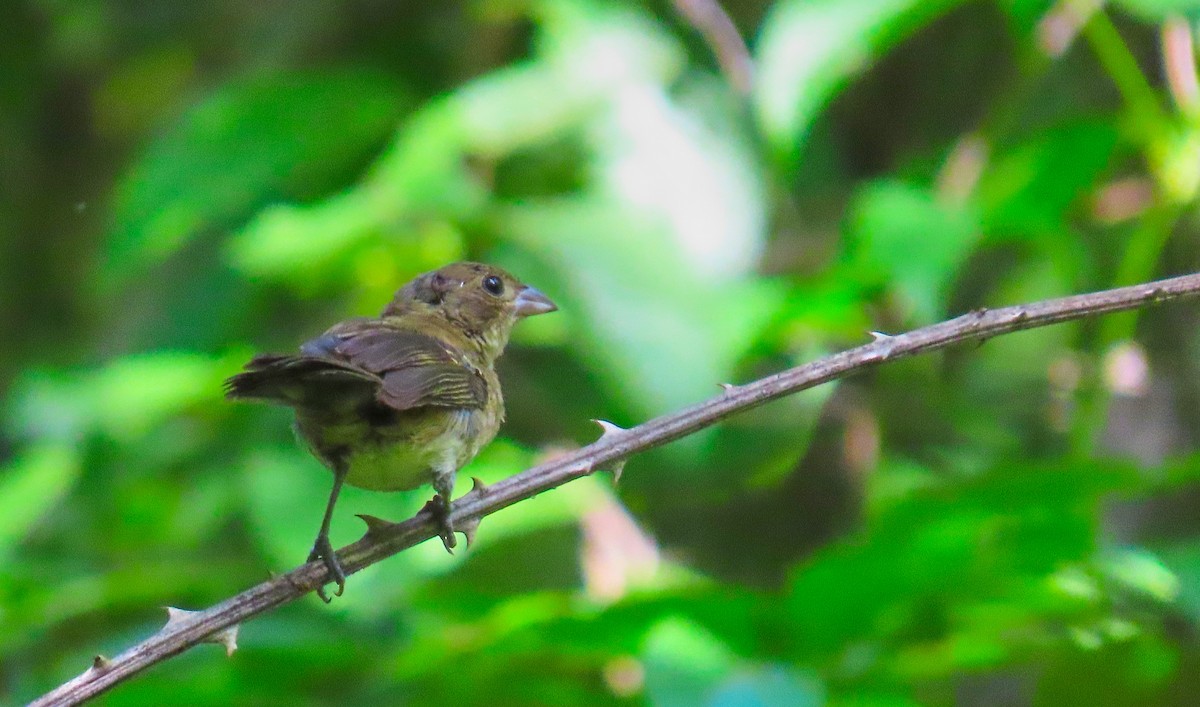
[5, 0, 1200, 704]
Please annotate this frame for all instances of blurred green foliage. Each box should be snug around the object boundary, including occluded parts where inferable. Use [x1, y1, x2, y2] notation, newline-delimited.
[5, 0, 1200, 704]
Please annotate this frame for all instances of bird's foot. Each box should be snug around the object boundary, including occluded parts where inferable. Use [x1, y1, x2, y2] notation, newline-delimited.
[307, 534, 346, 603]
[425, 494, 457, 553]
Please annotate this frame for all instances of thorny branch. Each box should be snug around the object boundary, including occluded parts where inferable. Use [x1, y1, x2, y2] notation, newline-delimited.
[32, 271, 1200, 706]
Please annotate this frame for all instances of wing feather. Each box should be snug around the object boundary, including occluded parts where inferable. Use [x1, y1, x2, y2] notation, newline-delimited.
[226, 322, 486, 412]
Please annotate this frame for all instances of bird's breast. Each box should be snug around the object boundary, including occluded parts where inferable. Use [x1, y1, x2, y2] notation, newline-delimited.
[298, 405, 501, 492]
[343, 434, 452, 492]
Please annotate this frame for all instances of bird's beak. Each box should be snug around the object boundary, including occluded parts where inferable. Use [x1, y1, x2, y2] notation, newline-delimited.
[514, 286, 557, 318]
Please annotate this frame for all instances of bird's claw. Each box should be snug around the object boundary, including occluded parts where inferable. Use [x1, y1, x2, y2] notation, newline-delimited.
[425, 495, 457, 553]
[307, 534, 346, 603]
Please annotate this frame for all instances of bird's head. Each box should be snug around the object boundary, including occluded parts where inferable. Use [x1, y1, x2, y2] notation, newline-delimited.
[384, 262, 557, 362]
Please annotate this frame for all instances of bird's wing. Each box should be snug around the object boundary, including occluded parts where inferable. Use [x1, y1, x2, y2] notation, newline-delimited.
[226, 322, 487, 412]
[224, 351, 379, 407]
[322, 324, 488, 410]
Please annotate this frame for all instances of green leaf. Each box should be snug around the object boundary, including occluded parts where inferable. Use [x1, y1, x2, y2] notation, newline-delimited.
[643, 617, 736, 707]
[500, 199, 779, 421]
[785, 459, 1138, 657]
[754, 0, 964, 165]
[7, 351, 233, 441]
[0, 443, 80, 561]
[226, 103, 483, 285]
[710, 667, 823, 707]
[1155, 538, 1200, 621]
[1113, 0, 1200, 21]
[229, 0, 687, 287]
[642, 616, 823, 707]
[978, 119, 1120, 238]
[995, 0, 1057, 35]
[1101, 549, 1181, 604]
[105, 70, 408, 282]
[843, 179, 981, 322]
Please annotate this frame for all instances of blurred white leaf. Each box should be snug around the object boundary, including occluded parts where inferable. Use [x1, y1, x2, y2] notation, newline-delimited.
[593, 80, 765, 280]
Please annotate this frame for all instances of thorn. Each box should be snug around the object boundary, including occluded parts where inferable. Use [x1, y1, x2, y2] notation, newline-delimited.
[163, 606, 191, 631]
[450, 479, 490, 547]
[609, 459, 627, 485]
[163, 607, 239, 656]
[868, 331, 900, 361]
[459, 516, 482, 548]
[718, 383, 735, 392]
[590, 420, 629, 484]
[219, 628, 240, 656]
[972, 307, 989, 317]
[356, 513, 396, 539]
[91, 655, 111, 672]
[468, 476, 491, 497]
[592, 419, 626, 439]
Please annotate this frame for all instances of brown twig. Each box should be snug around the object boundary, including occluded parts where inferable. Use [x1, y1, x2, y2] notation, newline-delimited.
[31, 272, 1200, 706]
[1162, 15, 1200, 115]
[671, 0, 754, 94]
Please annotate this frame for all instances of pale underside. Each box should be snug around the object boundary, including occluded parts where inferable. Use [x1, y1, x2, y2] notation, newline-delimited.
[295, 406, 495, 492]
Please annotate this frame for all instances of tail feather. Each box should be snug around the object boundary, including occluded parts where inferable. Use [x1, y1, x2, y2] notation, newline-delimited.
[225, 354, 379, 409]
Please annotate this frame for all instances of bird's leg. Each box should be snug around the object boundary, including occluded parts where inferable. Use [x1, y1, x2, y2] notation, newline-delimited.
[430, 469, 457, 553]
[308, 464, 348, 603]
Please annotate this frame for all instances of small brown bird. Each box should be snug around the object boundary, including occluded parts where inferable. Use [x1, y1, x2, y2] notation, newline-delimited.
[225, 262, 557, 601]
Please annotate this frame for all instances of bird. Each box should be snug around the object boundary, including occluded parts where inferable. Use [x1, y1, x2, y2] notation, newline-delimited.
[225, 262, 557, 601]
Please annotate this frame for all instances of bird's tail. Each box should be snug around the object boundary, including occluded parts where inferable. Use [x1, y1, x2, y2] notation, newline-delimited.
[224, 355, 378, 408]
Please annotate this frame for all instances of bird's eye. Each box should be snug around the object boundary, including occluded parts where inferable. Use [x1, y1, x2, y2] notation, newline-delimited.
[482, 275, 504, 296]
